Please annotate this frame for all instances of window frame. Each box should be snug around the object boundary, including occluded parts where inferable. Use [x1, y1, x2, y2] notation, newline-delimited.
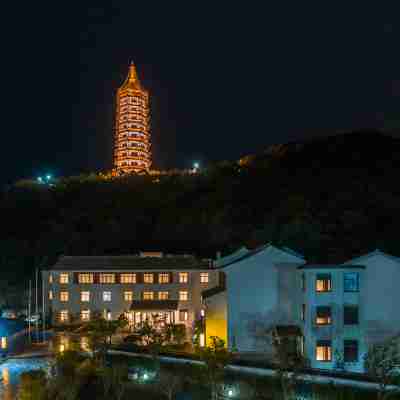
[316, 274, 332, 293]
[60, 291, 69, 302]
[80, 291, 90, 302]
[344, 272, 360, 293]
[179, 272, 188, 283]
[343, 305, 359, 325]
[316, 340, 332, 362]
[120, 273, 136, 284]
[143, 291, 154, 300]
[179, 290, 189, 301]
[315, 306, 332, 325]
[60, 310, 69, 322]
[124, 291, 133, 301]
[158, 273, 170, 284]
[200, 272, 209, 284]
[143, 273, 154, 284]
[344, 340, 359, 363]
[179, 309, 188, 321]
[158, 291, 169, 300]
[102, 291, 112, 302]
[100, 273, 115, 284]
[59, 273, 69, 284]
[81, 310, 91, 322]
[78, 273, 94, 284]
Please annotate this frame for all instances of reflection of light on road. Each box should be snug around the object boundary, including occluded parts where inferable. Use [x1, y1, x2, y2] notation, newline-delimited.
[2, 367, 10, 385]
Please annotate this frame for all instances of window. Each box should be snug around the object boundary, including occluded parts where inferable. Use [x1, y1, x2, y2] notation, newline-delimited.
[124, 291, 133, 301]
[59, 273, 69, 284]
[81, 310, 90, 321]
[78, 273, 94, 284]
[316, 274, 332, 292]
[344, 272, 359, 292]
[81, 291, 90, 302]
[100, 274, 115, 284]
[60, 291, 69, 302]
[301, 304, 306, 321]
[179, 310, 188, 321]
[103, 291, 111, 302]
[301, 273, 306, 291]
[200, 272, 209, 283]
[316, 340, 332, 361]
[49, 274, 53, 284]
[158, 273, 170, 284]
[179, 272, 188, 283]
[143, 291, 154, 300]
[60, 310, 69, 322]
[315, 306, 331, 325]
[344, 340, 358, 362]
[1, 337, 7, 349]
[121, 273, 136, 284]
[158, 291, 169, 300]
[344, 305, 359, 325]
[49, 290, 53, 300]
[143, 273, 154, 284]
[179, 291, 188, 301]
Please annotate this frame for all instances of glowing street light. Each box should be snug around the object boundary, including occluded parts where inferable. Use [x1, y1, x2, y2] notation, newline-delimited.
[193, 162, 200, 170]
[46, 174, 52, 181]
[37, 177, 43, 183]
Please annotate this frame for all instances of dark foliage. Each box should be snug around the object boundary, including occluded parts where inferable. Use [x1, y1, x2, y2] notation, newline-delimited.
[1, 130, 400, 306]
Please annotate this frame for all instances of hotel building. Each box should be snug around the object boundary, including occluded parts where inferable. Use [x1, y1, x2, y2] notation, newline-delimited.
[43, 253, 222, 338]
[114, 62, 151, 173]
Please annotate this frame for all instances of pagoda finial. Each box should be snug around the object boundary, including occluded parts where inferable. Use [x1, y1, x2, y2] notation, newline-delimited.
[128, 61, 138, 82]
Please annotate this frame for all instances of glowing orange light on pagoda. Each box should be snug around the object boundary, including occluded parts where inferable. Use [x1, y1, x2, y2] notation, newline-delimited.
[113, 62, 151, 173]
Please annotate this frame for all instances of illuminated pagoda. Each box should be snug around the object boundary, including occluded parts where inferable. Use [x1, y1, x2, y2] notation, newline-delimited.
[113, 62, 151, 173]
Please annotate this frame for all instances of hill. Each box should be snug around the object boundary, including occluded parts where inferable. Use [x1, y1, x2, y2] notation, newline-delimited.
[1, 129, 399, 307]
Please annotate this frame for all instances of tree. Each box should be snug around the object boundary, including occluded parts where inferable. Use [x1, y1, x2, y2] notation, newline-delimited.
[364, 336, 400, 400]
[197, 336, 231, 400]
[164, 323, 186, 345]
[101, 363, 129, 400]
[18, 370, 47, 400]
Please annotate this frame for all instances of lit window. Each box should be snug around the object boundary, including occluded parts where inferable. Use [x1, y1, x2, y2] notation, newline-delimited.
[344, 305, 359, 325]
[158, 273, 170, 284]
[316, 274, 331, 292]
[200, 273, 209, 284]
[124, 291, 133, 301]
[81, 310, 90, 321]
[81, 291, 90, 302]
[143, 291, 154, 300]
[179, 291, 188, 301]
[60, 291, 69, 302]
[316, 340, 332, 361]
[121, 273, 136, 284]
[1, 337, 7, 349]
[179, 272, 188, 283]
[49, 290, 53, 300]
[315, 306, 331, 325]
[49, 274, 53, 284]
[143, 273, 154, 284]
[158, 291, 169, 300]
[344, 340, 358, 362]
[100, 274, 115, 284]
[344, 272, 359, 292]
[103, 291, 111, 302]
[179, 310, 188, 321]
[60, 310, 69, 322]
[78, 273, 94, 284]
[59, 273, 69, 284]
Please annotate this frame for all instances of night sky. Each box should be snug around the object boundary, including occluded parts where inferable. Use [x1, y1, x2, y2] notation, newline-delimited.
[1, 3, 399, 184]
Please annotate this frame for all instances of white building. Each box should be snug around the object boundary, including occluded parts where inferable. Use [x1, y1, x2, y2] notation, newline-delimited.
[205, 246, 400, 373]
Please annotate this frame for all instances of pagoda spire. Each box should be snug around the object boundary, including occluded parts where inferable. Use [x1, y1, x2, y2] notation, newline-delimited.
[127, 61, 139, 83]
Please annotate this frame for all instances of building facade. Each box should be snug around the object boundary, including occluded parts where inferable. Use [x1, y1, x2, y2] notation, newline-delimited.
[204, 245, 400, 373]
[43, 253, 222, 339]
[114, 62, 151, 173]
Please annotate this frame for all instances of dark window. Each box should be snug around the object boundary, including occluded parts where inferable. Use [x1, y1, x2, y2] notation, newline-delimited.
[316, 274, 332, 292]
[344, 272, 359, 292]
[301, 273, 306, 292]
[344, 340, 358, 362]
[344, 306, 359, 325]
[316, 306, 331, 325]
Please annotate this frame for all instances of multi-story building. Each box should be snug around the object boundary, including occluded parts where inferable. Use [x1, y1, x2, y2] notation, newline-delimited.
[205, 245, 400, 373]
[113, 62, 151, 174]
[43, 253, 221, 339]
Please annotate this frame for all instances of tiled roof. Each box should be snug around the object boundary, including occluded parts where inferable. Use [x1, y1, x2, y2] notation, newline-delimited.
[48, 255, 212, 271]
[297, 264, 366, 270]
[130, 300, 179, 310]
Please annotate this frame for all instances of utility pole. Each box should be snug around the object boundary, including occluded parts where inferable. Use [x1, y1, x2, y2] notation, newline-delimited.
[35, 267, 39, 343]
[42, 273, 45, 343]
[28, 280, 32, 343]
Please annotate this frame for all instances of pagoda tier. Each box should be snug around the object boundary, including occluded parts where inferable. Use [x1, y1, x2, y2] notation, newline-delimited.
[113, 62, 151, 173]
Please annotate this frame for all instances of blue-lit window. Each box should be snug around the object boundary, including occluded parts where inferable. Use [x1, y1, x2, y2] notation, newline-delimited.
[344, 272, 359, 292]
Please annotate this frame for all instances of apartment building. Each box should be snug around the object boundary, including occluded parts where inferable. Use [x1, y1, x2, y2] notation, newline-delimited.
[43, 253, 221, 336]
[204, 245, 400, 373]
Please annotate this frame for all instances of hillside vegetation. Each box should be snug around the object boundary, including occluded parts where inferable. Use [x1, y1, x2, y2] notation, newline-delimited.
[1, 130, 399, 306]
